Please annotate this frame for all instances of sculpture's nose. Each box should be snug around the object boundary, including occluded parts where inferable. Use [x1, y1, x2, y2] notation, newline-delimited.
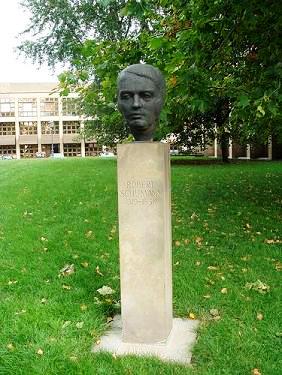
[132, 94, 141, 109]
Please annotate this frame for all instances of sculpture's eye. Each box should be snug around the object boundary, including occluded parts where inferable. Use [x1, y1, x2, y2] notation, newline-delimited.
[120, 92, 131, 100]
[142, 91, 154, 100]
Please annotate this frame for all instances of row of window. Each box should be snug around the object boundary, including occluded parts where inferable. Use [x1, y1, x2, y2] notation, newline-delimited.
[0, 121, 81, 135]
[0, 143, 101, 158]
[0, 98, 80, 117]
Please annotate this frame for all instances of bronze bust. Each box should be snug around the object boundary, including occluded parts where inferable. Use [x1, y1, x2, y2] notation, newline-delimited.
[117, 64, 166, 142]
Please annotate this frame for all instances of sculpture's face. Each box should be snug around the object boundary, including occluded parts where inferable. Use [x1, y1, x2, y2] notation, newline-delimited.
[118, 74, 163, 141]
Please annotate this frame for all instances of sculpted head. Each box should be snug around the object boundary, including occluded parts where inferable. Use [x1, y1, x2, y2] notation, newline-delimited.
[117, 64, 166, 142]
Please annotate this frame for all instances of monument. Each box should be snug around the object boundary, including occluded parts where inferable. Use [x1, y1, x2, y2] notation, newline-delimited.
[92, 64, 198, 364]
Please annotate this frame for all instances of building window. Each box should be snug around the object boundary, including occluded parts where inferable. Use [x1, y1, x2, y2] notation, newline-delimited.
[0, 122, 15, 135]
[0, 145, 16, 156]
[40, 98, 58, 116]
[18, 98, 37, 117]
[62, 98, 80, 116]
[64, 143, 81, 157]
[19, 121, 37, 135]
[41, 121, 59, 134]
[85, 143, 101, 157]
[0, 98, 15, 117]
[63, 121, 80, 134]
[20, 144, 38, 158]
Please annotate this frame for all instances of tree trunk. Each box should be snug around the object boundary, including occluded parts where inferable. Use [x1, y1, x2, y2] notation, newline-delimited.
[221, 132, 230, 163]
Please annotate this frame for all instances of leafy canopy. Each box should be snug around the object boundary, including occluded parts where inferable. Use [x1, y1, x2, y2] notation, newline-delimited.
[19, 0, 282, 147]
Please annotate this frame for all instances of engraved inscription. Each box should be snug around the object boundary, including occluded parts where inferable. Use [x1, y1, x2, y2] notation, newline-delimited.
[120, 180, 160, 206]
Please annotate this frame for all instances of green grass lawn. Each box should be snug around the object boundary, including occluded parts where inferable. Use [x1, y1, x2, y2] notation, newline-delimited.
[0, 158, 281, 375]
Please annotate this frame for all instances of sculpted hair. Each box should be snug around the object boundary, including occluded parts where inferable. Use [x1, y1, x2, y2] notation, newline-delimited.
[117, 64, 166, 100]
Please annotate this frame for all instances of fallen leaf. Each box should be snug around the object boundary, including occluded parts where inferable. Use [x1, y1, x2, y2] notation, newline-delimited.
[8, 280, 18, 285]
[85, 230, 93, 238]
[208, 266, 219, 271]
[97, 285, 115, 296]
[80, 304, 88, 311]
[96, 266, 104, 276]
[245, 280, 270, 294]
[209, 309, 221, 320]
[195, 237, 203, 246]
[7, 343, 15, 351]
[40, 298, 47, 304]
[81, 261, 89, 268]
[203, 295, 211, 299]
[188, 312, 196, 319]
[221, 288, 228, 294]
[76, 321, 84, 329]
[59, 264, 75, 277]
[196, 261, 201, 266]
[15, 309, 26, 315]
[264, 238, 282, 244]
[62, 284, 71, 290]
[257, 313, 264, 321]
[275, 262, 282, 271]
[252, 369, 261, 375]
[40, 237, 48, 242]
[69, 355, 78, 362]
[190, 212, 198, 220]
[37, 348, 44, 355]
[175, 240, 181, 247]
[184, 239, 190, 244]
[62, 321, 71, 328]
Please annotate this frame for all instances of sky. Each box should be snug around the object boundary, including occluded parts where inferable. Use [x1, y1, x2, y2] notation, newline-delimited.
[0, 0, 62, 82]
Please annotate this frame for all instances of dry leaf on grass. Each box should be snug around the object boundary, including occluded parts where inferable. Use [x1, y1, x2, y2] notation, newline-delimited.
[62, 321, 71, 328]
[252, 369, 261, 375]
[195, 237, 203, 246]
[80, 304, 88, 311]
[264, 238, 282, 244]
[85, 230, 93, 238]
[245, 280, 270, 294]
[256, 313, 264, 321]
[37, 348, 44, 355]
[208, 266, 219, 271]
[96, 266, 104, 276]
[59, 264, 75, 277]
[62, 284, 71, 290]
[97, 285, 115, 295]
[209, 309, 221, 320]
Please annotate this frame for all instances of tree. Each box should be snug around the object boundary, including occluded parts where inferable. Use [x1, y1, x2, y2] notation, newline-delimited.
[19, 0, 282, 155]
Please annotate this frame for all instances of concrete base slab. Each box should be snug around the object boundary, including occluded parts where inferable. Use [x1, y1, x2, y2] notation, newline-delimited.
[92, 316, 199, 365]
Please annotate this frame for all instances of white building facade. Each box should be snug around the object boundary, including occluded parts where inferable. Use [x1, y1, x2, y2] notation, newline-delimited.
[0, 83, 99, 159]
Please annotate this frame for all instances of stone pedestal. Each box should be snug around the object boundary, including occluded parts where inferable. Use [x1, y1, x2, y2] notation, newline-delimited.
[117, 142, 172, 344]
[92, 142, 199, 364]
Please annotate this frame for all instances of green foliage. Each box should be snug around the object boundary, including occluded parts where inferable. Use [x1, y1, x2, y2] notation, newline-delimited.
[18, 0, 282, 147]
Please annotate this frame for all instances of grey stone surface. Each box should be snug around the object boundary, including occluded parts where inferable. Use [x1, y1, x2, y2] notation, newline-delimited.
[92, 315, 199, 365]
[117, 142, 172, 343]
